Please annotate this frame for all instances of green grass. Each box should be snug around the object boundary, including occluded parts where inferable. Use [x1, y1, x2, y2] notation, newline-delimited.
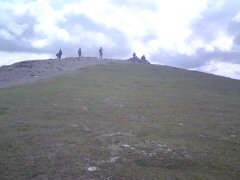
[0, 62, 240, 179]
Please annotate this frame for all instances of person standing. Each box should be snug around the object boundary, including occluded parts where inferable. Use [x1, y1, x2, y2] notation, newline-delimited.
[141, 54, 146, 61]
[56, 49, 62, 60]
[99, 47, 103, 59]
[133, 52, 137, 59]
[78, 48, 82, 59]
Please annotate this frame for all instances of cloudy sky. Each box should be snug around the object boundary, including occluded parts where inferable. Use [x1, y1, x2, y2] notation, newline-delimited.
[0, 0, 240, 79]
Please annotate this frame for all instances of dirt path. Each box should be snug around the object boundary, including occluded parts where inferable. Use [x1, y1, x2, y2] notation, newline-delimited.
[0, 57, 117, 88]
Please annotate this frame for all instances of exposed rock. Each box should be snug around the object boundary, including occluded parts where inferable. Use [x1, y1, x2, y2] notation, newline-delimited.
[82, 106, 89, 111]
[71, 124, 78, 127]
[110, 156, 119, 162]
[14, 61, 34, 68]
[128, 56, 151, 64]
[127, 53, 151, 64]
[121, 144, 131, 148]
[0, 57, 115, 88]
[87, 166, 97, 172]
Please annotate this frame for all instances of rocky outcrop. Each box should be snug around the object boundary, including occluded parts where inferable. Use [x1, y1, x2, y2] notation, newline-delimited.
[128, 57, 150, 64]
[128, 53, 151, 64]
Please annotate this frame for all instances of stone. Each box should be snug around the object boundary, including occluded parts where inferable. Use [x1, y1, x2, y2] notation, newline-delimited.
[82, 106, 88, 111]
[87, 166, 97, 172]
[110, 156, 119, 162]
[122, 144, 130, 148]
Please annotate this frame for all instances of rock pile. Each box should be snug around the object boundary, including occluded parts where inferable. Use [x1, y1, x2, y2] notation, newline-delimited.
[128, 52, 150, 64]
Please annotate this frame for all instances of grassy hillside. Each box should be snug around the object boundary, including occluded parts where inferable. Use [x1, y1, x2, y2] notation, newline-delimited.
[0, 62, 240, 179]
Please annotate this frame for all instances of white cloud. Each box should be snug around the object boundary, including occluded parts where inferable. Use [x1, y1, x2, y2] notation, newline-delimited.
[211, 35, 233, 51]
[0, 51, 52, 66]
[202, 31, 233, 52]
[193, 60, 240, 80]
[187, 32, 233, 53]
[31, 38, 49, 48]
[232, 11, 240, 22]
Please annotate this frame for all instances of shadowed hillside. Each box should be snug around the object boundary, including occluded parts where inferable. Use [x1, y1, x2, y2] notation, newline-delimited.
[0, 62, 239, 179]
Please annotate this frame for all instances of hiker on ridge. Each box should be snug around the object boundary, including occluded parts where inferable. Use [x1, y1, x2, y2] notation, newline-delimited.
[56, 49, 62, 60]
[78, 48, 82, 59]
[141, 55, 146, 61]
[133, 52, 137, 59]
[99, 47, 103, 59]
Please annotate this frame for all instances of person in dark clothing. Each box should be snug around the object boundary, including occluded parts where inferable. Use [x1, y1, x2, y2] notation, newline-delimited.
[141, 55, 146, 61]
[99, 47, 103, 59]
[78, 48, 82, 59]
[133, 52, 137, 59]
[56, 49, 62, 60]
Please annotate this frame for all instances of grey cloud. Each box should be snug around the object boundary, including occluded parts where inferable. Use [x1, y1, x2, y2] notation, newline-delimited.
[151, 49, 206, 69]
[228, 21, 240, 47]
[16, 12, 37, 39]
[0, 38, 33, 52]
[151, 48, 240, 69]
[153, 0, 240, 69]
[190, 1, 240, 42]
[0, 11, 47, 53]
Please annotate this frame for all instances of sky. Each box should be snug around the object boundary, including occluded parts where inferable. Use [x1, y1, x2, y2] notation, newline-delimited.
[0, 0, 240, 79]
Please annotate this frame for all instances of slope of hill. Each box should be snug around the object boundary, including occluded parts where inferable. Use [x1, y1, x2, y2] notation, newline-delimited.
[0, 61, 239, 179]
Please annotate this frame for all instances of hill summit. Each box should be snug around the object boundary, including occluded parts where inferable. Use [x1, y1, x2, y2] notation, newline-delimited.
[0, 57, 240, 179]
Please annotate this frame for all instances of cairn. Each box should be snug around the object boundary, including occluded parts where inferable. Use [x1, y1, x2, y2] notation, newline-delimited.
[128, 52, 150, 64]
